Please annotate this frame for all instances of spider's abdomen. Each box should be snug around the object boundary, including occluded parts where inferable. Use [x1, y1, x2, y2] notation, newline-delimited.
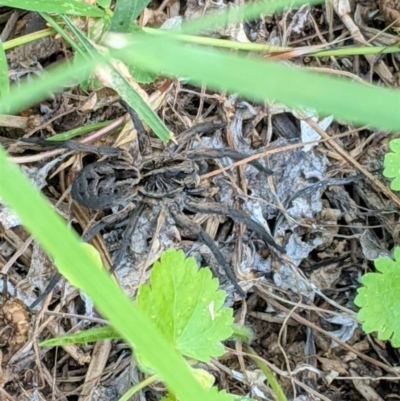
[71, 161, 141, 210]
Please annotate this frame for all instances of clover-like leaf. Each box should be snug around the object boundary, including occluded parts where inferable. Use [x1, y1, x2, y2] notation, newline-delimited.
[137, 249, 234, 362]
[383, 139, 400, 191]
[355, 247, 400, 347]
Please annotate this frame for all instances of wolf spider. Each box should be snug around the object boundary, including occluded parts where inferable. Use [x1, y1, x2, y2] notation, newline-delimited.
[75, 146, 285, 290]
[30, 144, 285, 308]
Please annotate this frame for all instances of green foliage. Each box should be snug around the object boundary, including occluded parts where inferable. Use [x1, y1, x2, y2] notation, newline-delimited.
[0, 0, 104, 17]
[137, 249, 234, 363]
[41, 249, 234, 363]
[0, 40, 9, 98]
[161, 387, 234, 401]
[60, 15, 172, 142]
[41, 326, 118, 347]
[0, 147, 219, 401]
[97, 0, 112, 8]
[108, 32, 400, 132]
[383, 139, 400, 191]
[355, 248, 400, 347]
[40, 249, 243, 400]
[46, 120, 115, 142]
[129, 65, 157, 84]
[110, 0, 151, 32]
[231, 323, 253, 343]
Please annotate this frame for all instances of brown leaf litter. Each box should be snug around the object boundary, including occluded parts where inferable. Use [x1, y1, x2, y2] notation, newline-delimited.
[1, 2, 400, 401]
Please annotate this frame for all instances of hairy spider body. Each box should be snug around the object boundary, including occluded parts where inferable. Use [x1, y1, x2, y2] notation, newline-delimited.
[71, 149, 284, 297]
[30, 147, 283, 309]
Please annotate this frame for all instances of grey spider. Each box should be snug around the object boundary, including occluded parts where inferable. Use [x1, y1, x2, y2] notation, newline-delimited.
[30, 133, 285, 309]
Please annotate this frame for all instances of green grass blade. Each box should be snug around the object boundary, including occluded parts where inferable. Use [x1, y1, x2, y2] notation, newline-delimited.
[0, 40, 9, 99]
[310, 46, 400, 57]
[143, 27, 400, 58]
[108, 33, 400, 131]
[179, 0, 323, 35]
[3, 29, 55, 51]
[46, 120, 116, 141]
[0, 58, 97, 114]
[41, 13, 83, 54]
[110, 0, 151, 32]
[0, 0, 104, 17]
[99, 65, 172, 142]
[0, 147, 222, 401]
[40, 326, 119, 346]
[61, 15, 171, 142]
[247, 347, 288, 401]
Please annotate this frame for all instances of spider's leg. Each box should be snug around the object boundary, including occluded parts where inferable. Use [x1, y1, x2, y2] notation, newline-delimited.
[183, 148, 273, 175]
[169, 204, 245, 298]
[110, 202, 146, 273]
[30, 204, 139, 309]
[29, 272, 61, 309]
[82, 203, 136, 242]
[120, 100, 151, 156]
[184, 199, 285, 253]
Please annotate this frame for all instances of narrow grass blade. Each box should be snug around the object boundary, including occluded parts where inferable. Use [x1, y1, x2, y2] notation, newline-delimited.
[247, 346, 288, 401]
[41, 13, 83, 54]
[1, 0, 104, 17]
[0, 58, 97, 115]
[0, 40, 9, 99]
[0, 147, 222, 401]
[110, 0, 151, 32]
[180, 0, 323, 35]
[3, 29, 55, 51]
[40, 326, 119, 347]
[108, 33, 400, 132]
[96, 64, 172, 142]
[62, 15, 172, 142]
[46, 120, 116, 141]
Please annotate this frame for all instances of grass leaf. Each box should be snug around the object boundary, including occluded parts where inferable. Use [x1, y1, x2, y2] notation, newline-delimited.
[0, 58, 97, 114]
[108, 32, 400, 132]
[0, 40, 9, 99]
[180, 0, 323, 35]
[1, 0, 104, 17]
[40, 326, 119, 347]
[110, 0, 151, 32]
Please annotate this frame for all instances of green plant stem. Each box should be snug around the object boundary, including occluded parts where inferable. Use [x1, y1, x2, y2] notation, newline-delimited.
[3, 28, 55, 50]
[118, 374, 159, 401]
[246, 346, 288, 401]
[143, 27, 400, 57]
[310, 45, 400, 57]
[3, 22, 396, 60]
[46, 120, 116, 141]
[142, 27, 292, 52]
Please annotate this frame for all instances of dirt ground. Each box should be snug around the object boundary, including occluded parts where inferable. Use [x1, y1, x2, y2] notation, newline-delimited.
[0, 1, 400, 400]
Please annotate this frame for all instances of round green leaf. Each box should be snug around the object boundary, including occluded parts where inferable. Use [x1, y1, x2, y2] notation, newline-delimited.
[137, 249, 234, 363]
[355, 247, 400, 347]
[383, 139, 400, 190]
